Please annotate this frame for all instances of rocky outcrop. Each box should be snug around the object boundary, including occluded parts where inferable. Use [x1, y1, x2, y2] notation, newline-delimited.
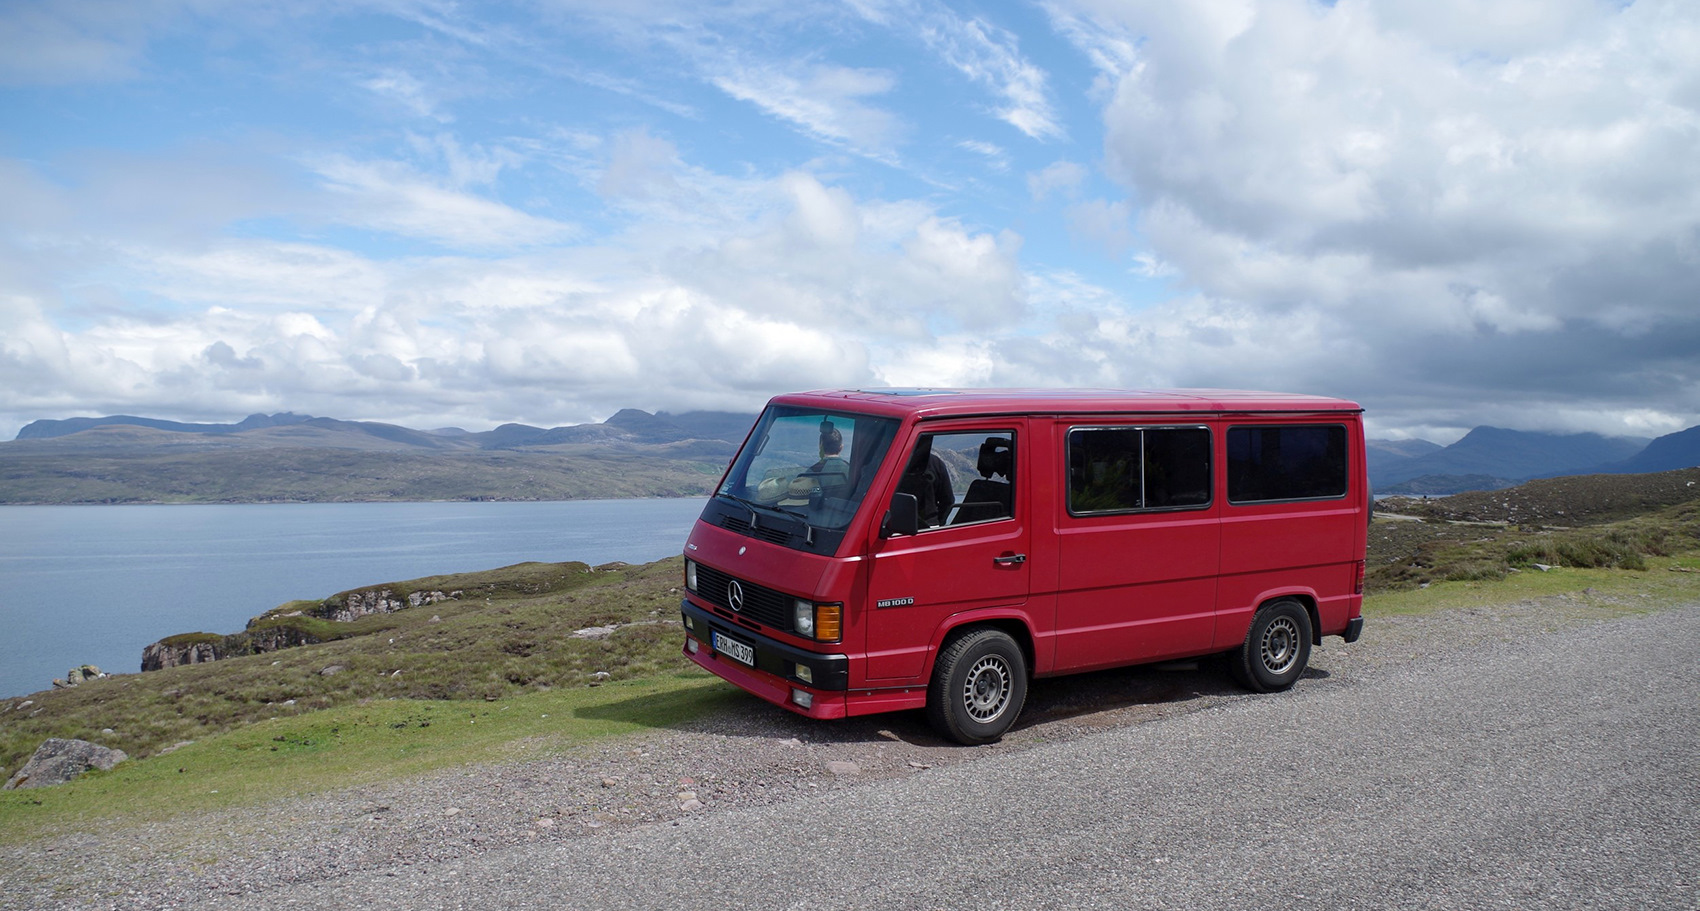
[141, 637, 224, 671]
[142, 587, 463, 672]
[321, 588, 459, 623]
[245, 623, 323, 653]
[4, 738, 128, 790]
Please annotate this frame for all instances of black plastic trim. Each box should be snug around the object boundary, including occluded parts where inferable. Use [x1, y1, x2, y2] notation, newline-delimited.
[1342, 616, 1364, 643]
[681, 600, 850, 690]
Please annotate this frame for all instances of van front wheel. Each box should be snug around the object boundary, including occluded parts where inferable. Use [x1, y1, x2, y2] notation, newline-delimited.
[927, 628, 1028, 745]
[1227, 599, 1312, 692]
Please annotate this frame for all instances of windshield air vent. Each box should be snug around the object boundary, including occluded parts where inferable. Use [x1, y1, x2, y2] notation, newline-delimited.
[719, 514, 791, 546]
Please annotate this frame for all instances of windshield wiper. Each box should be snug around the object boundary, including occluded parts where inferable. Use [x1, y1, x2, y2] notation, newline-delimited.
[718, 492, 819, 546]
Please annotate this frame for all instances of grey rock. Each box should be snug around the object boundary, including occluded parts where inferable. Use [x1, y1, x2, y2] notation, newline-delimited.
[319, 665, 346, 676]
[142, 639, 222, 672]
[4, 738, 128, 790]
[826, 760, 861, 777]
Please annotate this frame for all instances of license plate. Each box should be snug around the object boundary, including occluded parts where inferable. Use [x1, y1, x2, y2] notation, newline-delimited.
[712, 631, 756, 667]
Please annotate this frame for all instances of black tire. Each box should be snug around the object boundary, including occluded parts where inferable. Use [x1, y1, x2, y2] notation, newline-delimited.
[926, 628, 1028, 745]
[1226, 599, 1313, 693]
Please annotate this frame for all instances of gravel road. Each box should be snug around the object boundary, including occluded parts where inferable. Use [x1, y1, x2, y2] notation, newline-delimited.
[7, 596, 1697, 910]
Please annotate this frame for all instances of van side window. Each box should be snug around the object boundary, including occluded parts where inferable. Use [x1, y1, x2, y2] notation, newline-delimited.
[1068, 426, 1211, 515]
[900, 431, 1017, 529]
[1227, 425, 1348, 503]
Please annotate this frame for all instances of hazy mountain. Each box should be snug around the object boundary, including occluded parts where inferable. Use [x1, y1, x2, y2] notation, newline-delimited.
[1, 409, 757, 504]
[11, 410, 754, 453]
[1365, 437, 1443, 483]
[16, 412, 315, 440]
[1375, 427, 1649, 490]
[1591, 425, 1700, 475]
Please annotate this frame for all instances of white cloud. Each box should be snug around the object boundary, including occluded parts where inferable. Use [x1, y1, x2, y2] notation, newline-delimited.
[363, 70, 449, 122]
[1027, 160, 1088, 201]
[957, 140, 1009, 172]
[312, 156, 578, 249]
[0, 0, 189, 85]
[705, 57, 904, 161]
[1033, 0, 1700, 434]
[1064, 198, 1136, 258]
[0, 161, 1032, 434]
[854, 0, 1065, 141]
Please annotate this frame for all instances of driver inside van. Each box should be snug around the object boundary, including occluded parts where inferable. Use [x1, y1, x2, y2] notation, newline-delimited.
[770, 421, 853, 507]
[808, 422, 852, 497]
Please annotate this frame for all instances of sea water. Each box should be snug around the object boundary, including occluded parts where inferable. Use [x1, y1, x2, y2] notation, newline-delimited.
[0, 499, 706, 699]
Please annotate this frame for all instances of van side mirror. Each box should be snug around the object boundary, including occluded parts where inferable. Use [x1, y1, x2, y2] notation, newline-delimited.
[882, 492, 920, 538]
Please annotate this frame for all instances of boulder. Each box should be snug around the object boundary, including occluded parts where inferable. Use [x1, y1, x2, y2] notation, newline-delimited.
[4, 738, 128, 790]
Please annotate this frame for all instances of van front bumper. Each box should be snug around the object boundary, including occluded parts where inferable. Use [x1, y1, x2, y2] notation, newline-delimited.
[680, 599, 851, 718]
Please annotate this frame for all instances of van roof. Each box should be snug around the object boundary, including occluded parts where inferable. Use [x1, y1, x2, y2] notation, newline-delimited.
[773, 388, 1363, 420]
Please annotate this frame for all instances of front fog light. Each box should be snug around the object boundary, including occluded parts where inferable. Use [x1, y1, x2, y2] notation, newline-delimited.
[791, 688, 813, 709]
[686, 638, 700, 654]
[795, 663, 813, 684]
[793, 599, 815, 637]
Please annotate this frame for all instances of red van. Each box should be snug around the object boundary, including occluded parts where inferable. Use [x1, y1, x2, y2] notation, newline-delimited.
[679, 389, 1367, 744]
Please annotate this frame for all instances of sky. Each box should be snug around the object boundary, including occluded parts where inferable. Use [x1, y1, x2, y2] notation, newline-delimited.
[1, 0, 1696, 444]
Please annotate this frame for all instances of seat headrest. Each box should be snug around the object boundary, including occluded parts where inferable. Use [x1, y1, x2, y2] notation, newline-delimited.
[977, 438, 1013, 478]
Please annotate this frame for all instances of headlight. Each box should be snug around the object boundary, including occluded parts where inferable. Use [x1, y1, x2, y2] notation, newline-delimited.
[685, 559, 698, 592]
[792, 600, 842, 642]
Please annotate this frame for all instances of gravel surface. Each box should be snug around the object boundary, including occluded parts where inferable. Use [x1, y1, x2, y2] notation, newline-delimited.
[1, 593, 1690, 910]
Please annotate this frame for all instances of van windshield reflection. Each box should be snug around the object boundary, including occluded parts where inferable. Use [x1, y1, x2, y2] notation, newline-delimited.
[717, 406, 899, 532]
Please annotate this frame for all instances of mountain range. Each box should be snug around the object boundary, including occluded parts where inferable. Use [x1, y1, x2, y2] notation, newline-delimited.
[1370, 424, 1700, 494]
[6, 409, 1700, 502]
[1, 410, 757, 504]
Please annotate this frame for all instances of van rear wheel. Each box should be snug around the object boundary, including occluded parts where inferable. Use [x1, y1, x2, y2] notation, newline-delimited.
[927, 628, 1028, 745]
[1227, 599, 1312, 692]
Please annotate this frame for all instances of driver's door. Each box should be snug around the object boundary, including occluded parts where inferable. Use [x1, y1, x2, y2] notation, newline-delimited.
[863, 422, 1030, 682]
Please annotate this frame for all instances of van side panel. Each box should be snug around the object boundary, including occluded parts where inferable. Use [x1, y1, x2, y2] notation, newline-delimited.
[1053, 510, 1220, 672]
[1215, 416, 1367, 646]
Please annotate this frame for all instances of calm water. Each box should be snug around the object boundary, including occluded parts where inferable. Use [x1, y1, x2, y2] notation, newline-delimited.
[0, 499, 706, 699]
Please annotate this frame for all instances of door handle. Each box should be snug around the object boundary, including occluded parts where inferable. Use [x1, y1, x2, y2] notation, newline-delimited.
[993, 553, 1027, 566]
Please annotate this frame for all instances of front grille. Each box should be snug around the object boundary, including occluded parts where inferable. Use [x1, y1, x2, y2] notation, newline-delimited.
[719, 513, 792, 546]
[695, 564, 791, 632]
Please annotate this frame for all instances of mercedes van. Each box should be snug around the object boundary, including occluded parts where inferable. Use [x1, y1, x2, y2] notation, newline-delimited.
[679, 389, 1367, 744]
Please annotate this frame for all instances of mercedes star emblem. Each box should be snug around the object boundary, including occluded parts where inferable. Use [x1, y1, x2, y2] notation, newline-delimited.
[727, 579, 745, 612]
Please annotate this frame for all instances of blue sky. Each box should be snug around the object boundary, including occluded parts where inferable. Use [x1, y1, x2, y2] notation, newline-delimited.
[2, 0, 1697, 443]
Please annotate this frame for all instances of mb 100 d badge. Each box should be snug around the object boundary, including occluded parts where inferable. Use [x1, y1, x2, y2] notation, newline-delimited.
[876, 597, 914, 608]
[727, 579, 745, 612]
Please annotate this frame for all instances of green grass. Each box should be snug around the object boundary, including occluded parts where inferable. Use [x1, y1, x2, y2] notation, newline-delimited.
[1365, 552, 1700, 617]
[0, 672, 738, 844]
[0, 558, 698, 786]
[1367, 499, 1700, 592]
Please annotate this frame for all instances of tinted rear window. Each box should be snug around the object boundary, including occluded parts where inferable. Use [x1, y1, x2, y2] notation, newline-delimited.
[1068, 426, 1211, 514]
[1227, 425, 1348, 503]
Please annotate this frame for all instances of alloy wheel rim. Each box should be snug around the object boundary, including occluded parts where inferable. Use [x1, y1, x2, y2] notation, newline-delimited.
[1261, 616, 1299, 674]
[962, 656, 1012, 722]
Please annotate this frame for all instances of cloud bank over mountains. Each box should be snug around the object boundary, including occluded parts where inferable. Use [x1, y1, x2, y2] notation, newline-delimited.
[1, 0, 1695, 442]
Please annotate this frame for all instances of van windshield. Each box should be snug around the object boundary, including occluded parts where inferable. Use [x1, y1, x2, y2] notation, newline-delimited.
[717, 406, 900, 532]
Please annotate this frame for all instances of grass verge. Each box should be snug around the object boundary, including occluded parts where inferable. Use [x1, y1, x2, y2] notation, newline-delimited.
[0, 671, 738, 845]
